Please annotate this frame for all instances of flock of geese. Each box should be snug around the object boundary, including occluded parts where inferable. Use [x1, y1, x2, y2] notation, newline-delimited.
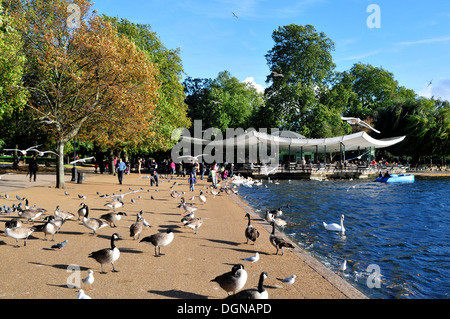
[1, 173, 346, 299]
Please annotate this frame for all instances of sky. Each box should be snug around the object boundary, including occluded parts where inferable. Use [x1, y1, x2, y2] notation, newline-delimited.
[91, 0, 450, 101]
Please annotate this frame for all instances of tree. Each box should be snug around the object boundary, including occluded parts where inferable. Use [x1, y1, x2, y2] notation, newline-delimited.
[264, 24, 336, 134]
[11, 0, 159, 188]
[102, 16, 190, 154]
[0, 0, 27, 120]
[183, 71, 264, 132]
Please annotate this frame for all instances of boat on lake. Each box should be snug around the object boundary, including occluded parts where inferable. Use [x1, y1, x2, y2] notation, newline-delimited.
[375, 174, 415, 183]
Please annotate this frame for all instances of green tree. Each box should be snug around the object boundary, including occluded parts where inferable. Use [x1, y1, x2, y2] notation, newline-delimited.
[264, 24, 336, 134]
[0, 0, 27, 120]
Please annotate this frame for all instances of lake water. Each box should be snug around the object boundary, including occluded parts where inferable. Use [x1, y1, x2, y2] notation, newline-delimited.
[234, 176, 450, 299]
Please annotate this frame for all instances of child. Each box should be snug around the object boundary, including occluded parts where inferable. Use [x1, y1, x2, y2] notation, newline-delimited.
[188, 173, 196, 192]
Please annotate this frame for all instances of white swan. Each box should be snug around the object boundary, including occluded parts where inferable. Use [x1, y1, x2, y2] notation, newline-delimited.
[323, 214, 345, 233]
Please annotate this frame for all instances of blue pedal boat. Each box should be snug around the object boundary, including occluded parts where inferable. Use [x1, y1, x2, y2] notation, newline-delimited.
[375, 174, 415, 183]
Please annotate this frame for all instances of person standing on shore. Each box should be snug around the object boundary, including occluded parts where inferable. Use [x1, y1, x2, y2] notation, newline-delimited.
[116, 158, 126, 184]
[28, 155, 38, 182]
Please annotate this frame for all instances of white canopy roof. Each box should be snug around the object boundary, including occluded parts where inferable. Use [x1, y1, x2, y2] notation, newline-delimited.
[181, 130, 406, 153]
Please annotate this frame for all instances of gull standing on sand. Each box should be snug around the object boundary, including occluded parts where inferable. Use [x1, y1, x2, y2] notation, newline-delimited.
[277, 274, 296, 285]
[82, 270, 95, 290]
[241, 252, 259, 267]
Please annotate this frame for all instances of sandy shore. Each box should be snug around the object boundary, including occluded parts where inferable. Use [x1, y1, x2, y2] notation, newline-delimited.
[0, 169, 366, 299]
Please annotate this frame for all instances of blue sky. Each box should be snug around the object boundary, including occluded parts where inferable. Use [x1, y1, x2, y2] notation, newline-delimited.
[91, 0, 450, 101]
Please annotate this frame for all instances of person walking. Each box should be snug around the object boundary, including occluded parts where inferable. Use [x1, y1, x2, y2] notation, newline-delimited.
[28, 155, 38, 182]
[116, 158, 127, 184]
[188, 173, 196, 192]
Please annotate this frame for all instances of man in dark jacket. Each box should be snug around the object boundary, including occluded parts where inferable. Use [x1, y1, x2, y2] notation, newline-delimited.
[29, 155, 38, 182]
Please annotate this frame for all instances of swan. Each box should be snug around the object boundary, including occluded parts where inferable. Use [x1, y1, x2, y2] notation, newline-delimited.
[323, 214, 345, 233]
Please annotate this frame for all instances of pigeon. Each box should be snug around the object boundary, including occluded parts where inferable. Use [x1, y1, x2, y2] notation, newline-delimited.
[64, 192, 70, 196]
[78, 194, 87, 199]
[51, 240, 68, 251]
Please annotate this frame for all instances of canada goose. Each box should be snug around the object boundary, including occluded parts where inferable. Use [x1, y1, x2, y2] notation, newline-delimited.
[100, 212, 127, 228]
[185, 217, 203, 234]
[82, 205, 108, 236]
[199, 191, 207, 204]
[269, 222, 294, 256]
[42, 219, 59, 241]
[323, 214, 345, 234]
[82, 270, 95, 291]
[17, 207, 45, 223]
[77, 203, 87, 220]
[104, 199, 124, 211]
[226, 271, 269, 299]
[44, 215, 64, 232]
[130, 214, 144, 240]
[181, 202, 198, 214]
[269, 207, 283, 217]
[88, 233, 121, 273]
[54, 205, 75, 221]
[5, 218, 22, 228]
[5, 226, 36, 247]
[244, 213, 260, 244]
[140, 228, 174, 257]
[211, 264, 248, 296]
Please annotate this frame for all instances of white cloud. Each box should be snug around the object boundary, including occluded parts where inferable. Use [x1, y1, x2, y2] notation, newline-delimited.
[396, 36, 450, 46]
[244, 77, 265, 94]
[418, 78, 450, 101]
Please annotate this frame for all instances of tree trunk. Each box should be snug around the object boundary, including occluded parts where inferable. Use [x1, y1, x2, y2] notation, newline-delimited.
[56, 140, 66, 189]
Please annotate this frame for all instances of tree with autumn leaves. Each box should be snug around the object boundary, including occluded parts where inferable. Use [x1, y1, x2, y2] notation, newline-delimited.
[4, 0, 186, 188]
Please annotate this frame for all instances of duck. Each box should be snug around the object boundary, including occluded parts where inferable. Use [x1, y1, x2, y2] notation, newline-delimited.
[4, 226, 36, 247]
[129, 214, 144, 240]
[140, 228, 174, 257]
[54, 205, 75, 221]
[185, 217, 203, 234]
[226, 272, 268, 299]
[82, 205, 109, 236]
[82, 270, 95, 291]
[244, 213, 260, 244]
[211, 264, 248, 296]
[104, 199, 124, 211]
[77, 203, 88, 220]
[269, 222, 294, 256]
[88, 233, 121, 273]
[100, 212, 127, 228]
[323, 214, 345, 234]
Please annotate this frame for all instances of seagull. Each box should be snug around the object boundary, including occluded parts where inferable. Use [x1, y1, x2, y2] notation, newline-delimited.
[341, 116, 381, 134]
[28, 149, 59, 157]
[339, 260, 347, 275]
[70, 156, 95, 165]
[138, 211, 151, 228]
[77, 289, 92, 299]
[232, 12, 238, 19]
[78, 194, 87, 199]
[178, 154, 207, 162]
[0, 173, 15, 179]
[277, 274, 296, 285]
[272, 71, 284, 78]
[3, 145, 42, 156]
[241, 252, 259, 267]
[428, 80, 433, 87]
[82, 270, 95, 290]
